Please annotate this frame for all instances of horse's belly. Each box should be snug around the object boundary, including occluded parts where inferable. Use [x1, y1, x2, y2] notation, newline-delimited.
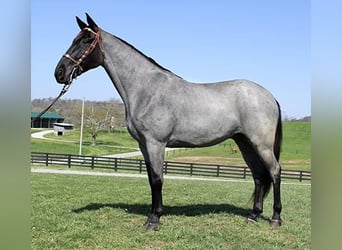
[168, 118, 238, 148]
[167, 135, 231, 148]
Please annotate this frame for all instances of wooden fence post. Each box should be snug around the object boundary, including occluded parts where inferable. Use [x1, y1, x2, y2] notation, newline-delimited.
[45, 153, 49, 166]
[91, 156, 95, 169]
[68, 155, 71, 168]
[164, 161, 168, 175]
[216, 165, 220, 177]
[243, 167, 247, 179]
[190, 163, 193, 176]
[114, 158, 118, 172]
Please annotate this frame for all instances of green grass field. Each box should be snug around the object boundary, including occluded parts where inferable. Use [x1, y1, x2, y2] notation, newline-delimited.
[31, 121, 311, 170]
[31, 173, 311, 249]
[31, 128, 139, 156]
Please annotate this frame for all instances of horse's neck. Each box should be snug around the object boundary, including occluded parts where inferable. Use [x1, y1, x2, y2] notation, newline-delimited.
[101, 31, 161, 110]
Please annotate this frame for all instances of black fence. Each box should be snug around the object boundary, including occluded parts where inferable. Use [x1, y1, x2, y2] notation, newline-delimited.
[31, 152, 311, 182]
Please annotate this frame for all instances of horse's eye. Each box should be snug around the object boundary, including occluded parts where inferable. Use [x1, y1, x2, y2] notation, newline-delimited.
[83, 37, 94, 44]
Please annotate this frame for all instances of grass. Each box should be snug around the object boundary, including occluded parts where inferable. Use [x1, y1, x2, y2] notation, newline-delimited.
[31, 128, 139, 156]
[31, 121, 311, 170]
[31, 139, 135, 156]
[31, 173, 311, 249]
[45, 127, 139, 148]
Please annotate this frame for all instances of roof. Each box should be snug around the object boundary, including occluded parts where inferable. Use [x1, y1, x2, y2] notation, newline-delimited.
[53, 123, 74, 127]
[31, 112, 64, 119]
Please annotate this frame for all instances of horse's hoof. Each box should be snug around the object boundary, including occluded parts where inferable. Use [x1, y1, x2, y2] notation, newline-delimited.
[145, 222, 160, 231]
[246, 217, 257, 223]
[246, 216, 258, 223]
[269, 218, 282, 227]
[144, 215, 160, 231]
[246, 214, 259, 223]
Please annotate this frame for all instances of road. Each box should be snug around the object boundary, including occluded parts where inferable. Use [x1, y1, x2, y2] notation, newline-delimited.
[31, 130, 54, 139]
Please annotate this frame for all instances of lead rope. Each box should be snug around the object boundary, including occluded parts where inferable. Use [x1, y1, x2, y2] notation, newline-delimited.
[32, 83, 72, 122]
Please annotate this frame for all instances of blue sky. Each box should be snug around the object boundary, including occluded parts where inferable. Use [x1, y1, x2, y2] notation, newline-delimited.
[31, 1, 310, 118]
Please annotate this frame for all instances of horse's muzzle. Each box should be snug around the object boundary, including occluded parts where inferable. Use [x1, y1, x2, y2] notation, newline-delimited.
[55, 64, 81, 84]
[55, 64, 68, 84]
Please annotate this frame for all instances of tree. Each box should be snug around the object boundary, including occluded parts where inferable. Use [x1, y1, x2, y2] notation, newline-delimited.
[85, 104, 111, 146]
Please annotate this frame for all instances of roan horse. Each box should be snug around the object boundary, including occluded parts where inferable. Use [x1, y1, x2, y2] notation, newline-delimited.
[55, 14, 283, 230]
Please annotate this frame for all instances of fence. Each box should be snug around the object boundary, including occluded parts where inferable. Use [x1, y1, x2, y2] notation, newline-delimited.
[31, 152, 311, 182]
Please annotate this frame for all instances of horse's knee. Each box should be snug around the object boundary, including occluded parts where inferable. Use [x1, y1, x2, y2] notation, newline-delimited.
[259, 151, 281, 183]
[151, 173, 163, 187]
[271, 161, 281, 177]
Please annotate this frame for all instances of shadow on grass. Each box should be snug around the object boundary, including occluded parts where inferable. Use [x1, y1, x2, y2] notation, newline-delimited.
[72, 202, 269, 221]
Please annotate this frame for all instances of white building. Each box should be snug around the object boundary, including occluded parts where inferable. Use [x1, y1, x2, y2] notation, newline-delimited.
[53, 123, 74, 136]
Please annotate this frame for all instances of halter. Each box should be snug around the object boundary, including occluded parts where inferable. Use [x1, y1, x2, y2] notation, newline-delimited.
[33, 28, 104, 121]
[63, 27, 104, 73]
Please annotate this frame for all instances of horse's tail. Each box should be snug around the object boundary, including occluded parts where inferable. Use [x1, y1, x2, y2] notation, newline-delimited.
[274, 100, 282, 162]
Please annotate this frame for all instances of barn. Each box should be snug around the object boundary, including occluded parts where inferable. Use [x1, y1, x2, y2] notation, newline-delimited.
[31, 112, 64, 128]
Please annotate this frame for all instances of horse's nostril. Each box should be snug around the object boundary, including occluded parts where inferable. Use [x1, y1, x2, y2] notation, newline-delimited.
[55, 65, 66, 83]
[58, 68, 64, 77]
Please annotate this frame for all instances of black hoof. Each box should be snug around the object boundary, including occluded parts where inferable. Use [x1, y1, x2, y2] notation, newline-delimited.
[145, 221, 160, 231]
[269, 218, 282, 227]
[246, 217, 257, 223]
[144, 215, 160, 231]
[246, 213, 259, 223]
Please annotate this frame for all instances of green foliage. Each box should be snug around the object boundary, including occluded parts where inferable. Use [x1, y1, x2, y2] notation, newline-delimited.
[31, 173, 311, 249]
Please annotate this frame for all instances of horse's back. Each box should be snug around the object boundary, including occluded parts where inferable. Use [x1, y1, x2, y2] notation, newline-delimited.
[184, 79, 279, 125]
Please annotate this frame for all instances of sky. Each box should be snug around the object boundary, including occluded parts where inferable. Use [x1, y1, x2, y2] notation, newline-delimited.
[31, 1, 310, 119]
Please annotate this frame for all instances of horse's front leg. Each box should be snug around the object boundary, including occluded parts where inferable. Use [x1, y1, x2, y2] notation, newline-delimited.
[139, 140, 166, 230]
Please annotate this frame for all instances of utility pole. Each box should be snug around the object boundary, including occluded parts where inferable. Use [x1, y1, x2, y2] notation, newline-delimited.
[79, 97, 85, 156]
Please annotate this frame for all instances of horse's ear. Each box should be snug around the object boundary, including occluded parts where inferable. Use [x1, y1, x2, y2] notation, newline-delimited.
[86, 13, 98, 31]
[76, 16, 87, 30]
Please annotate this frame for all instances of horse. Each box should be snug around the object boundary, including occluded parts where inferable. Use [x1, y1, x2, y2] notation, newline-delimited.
[55, 13, 283, 230]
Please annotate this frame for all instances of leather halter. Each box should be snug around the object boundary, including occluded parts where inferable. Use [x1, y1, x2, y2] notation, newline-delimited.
[63, 27, 104, 72]
[33, 28, 104, 121]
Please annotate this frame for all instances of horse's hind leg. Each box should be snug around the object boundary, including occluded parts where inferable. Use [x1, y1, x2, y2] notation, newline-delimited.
[254, 144, 282, 226]
[139, 139, 166, 230]
[233, 134, 272, 222]
[234, 132, 282, 226]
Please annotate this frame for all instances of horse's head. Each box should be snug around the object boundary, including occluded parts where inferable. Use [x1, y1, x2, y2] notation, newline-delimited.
[55, 13, 104, 84]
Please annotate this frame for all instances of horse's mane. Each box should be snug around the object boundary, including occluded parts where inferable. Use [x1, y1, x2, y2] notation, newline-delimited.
[113, 34, 183, 79]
